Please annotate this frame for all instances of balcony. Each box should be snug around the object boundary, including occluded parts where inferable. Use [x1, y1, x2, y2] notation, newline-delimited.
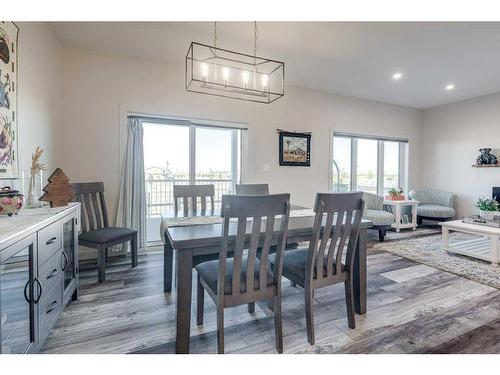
[146, 176, 234, 243]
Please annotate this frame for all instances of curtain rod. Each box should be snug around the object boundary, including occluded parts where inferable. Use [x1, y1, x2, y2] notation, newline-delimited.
[128, 114, 248, 131]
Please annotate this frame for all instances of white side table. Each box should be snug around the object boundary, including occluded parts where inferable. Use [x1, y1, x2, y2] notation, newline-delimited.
[383, 199, 419, 232]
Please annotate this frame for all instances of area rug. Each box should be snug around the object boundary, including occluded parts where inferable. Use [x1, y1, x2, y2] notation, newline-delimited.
[374, 232, 500, 289]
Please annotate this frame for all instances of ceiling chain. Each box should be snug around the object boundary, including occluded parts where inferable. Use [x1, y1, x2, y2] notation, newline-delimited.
[213, 21, 218, 48]
[254, 21, 258, 57]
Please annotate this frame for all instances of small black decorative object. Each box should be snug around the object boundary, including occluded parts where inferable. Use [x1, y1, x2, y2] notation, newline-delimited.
[476, 148, 498, 165]
[278, 131, 311, 167]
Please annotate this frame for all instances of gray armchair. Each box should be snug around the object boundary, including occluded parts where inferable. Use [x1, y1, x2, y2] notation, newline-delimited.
[408, 189, 457, 226]
[362, 192, 394, 241]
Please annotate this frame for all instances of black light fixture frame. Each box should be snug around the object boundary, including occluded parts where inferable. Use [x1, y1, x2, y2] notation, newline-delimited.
[185, 42, 285, 104]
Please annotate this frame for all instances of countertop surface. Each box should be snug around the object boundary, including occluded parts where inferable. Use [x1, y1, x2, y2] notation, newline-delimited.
[0, 202, 79, 249]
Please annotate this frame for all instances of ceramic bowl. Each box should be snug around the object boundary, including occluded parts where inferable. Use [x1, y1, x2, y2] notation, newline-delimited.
[0, 186, 24, 216]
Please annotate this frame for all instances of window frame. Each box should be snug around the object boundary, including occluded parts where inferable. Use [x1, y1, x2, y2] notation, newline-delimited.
[141, 117, 245, 193]
[330, 130, 409, 196]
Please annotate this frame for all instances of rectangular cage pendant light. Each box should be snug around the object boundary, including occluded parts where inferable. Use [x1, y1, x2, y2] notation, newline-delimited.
[185, 42, 285, 104]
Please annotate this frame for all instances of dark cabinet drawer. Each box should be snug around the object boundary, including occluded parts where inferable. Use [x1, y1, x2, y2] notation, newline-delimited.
[39, 249, 63, 297]
[38, 222, 62, 266]
[38, 280, 62, 344]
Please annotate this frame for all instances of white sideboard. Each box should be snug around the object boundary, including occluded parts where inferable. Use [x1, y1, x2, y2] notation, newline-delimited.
[0, 202, 80, 353]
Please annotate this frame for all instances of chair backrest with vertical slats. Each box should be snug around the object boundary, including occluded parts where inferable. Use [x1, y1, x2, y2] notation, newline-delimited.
[173, 184, 215, 214]
[72, 182, 109, 233]
[235, 184, 269, 196]
[306, 192, 364, 281]
[218, 194, 291, 299]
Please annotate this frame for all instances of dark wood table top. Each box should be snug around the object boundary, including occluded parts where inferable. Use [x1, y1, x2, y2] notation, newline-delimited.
[162, 207, 372, 250]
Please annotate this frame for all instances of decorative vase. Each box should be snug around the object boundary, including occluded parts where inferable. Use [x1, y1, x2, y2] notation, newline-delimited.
[479, 210, 500, 221]
[26, 173, 42, 208]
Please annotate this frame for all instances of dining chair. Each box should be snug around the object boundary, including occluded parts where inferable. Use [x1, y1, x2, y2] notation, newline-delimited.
[173, 184, 215, 213]
[73, 182, 138, 283]
[235, 183, 269, 195]
[195, 194, 291, 354]
[269, 192, 364, 345]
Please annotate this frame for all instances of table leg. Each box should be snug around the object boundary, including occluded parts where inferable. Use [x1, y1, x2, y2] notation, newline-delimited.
[395, 204, 401, 232]
[164, 240, 174, 293]
[490, 235, 499, 264]
[411, 203, 418, 230]
[442, 226, 449, 252]
[353, 228, 367, 315]
[175, 249, 193, 354]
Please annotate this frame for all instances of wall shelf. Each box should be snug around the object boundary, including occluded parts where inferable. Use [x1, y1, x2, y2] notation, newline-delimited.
[472, 164, 500, 168]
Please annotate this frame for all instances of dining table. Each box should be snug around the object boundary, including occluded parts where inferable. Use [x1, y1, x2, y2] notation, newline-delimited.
[161, 206, 372, 354]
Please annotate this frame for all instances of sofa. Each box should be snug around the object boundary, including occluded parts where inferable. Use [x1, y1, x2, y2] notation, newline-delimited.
[362, 192, 395, 241]
[408, 189, 457, 226]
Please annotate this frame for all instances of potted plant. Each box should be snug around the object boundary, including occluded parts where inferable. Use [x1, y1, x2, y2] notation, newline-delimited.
[475, 197, 500, 220]
[385, 187, 405, 201]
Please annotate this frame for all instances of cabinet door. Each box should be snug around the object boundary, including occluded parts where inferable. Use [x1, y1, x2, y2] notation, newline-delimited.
[0, 234, 39, 354]
[62, 215, 78, 303]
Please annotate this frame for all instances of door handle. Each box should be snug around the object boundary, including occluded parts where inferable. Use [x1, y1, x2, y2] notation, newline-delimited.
[61, 250, 69, 271]
[46, 237, 57, 245]
[23, 280, 31, 303]
[33, 277, 43, 304]
[46, 301, 58, 314]
[46, 268, 58, 280]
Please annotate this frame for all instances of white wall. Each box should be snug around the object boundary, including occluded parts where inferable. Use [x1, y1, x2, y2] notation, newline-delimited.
[0, 22, 62, 189]
[422, 92, 500, 217]
[60, 47, 423, 222]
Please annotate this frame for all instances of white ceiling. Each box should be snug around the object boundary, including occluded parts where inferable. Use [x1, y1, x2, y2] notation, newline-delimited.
[51, 22, 500, 109]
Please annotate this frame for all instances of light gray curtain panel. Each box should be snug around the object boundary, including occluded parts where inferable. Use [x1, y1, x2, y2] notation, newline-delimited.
[116, 116, 147, 250]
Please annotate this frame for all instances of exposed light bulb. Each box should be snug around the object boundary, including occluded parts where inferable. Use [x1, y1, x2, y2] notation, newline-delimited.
[242, 71, 250, 87]
[242, 71, 250, 88]
[392, 72, 403, 80]
[201, 63, 209, 81]
[445, 84, 455, 91]
[222, 67, 230, 85]
[261, 74, 269, 88]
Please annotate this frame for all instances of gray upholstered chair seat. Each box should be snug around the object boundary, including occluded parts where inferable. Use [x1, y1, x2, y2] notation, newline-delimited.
[78, 227, 137, 244]
[416, 204, 455, 218]
[195, 256, 273, 295]
[364, 209, 394, 226]
[409, 189, 457, 225]
[269, 248, 344, 279]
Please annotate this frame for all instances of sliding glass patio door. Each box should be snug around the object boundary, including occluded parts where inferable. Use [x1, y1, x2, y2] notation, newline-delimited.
[143, 120, 242, 243]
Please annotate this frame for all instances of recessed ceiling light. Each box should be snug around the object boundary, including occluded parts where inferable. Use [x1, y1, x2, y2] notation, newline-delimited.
[445, 84, 455, 91]
[392, 72, 403, 80]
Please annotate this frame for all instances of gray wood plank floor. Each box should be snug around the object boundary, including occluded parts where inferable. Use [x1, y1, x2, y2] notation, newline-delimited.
[40, 232, 500, 354]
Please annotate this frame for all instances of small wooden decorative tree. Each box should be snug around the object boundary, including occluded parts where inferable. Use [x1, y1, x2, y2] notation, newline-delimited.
[39, 168, 74, 207]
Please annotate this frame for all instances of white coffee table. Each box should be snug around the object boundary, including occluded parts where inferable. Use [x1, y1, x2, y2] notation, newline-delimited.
[440, 220, 500, 264]
[383, 199, 419, 232]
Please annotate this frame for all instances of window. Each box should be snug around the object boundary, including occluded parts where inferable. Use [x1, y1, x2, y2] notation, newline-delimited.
[143, 119, 244, 243]
[356, 138, 378, 194]
[332, 136, 351, 192]
[332, 133, 408, 196]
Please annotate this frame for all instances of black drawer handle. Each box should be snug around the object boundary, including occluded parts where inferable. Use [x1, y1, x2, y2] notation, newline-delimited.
[61, 250, 69, 271]
[34, 277, 43, 304]
[46, 301, 58, 314]
[46, 237, 57, 245]
[46, 268, 58, 280]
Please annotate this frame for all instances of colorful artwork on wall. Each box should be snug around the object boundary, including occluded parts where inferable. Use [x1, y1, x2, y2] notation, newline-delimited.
[0, 22, 19, 179]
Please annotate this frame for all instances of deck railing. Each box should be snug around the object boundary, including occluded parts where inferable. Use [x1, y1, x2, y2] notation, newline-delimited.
[145, 176, 234, 216]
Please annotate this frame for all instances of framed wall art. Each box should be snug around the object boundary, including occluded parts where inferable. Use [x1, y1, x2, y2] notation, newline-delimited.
[278, 130, 311, 167]
[0, 21, 19, 179]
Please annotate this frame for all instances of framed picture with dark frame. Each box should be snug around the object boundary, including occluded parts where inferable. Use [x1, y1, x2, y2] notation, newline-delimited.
[279, 131, 311, 166]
